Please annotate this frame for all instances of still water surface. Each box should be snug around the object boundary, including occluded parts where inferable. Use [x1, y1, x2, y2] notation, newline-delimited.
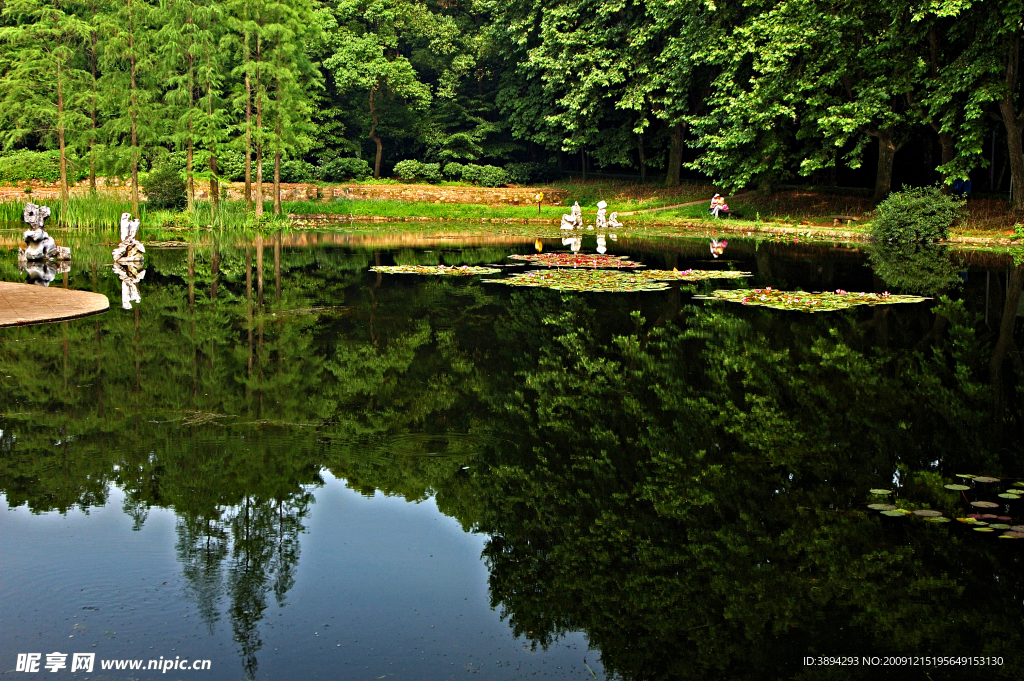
[1, 229, 1022, 680]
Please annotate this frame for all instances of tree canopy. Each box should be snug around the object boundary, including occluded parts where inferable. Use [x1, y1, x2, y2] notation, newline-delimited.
[0, 0, 1022, 206]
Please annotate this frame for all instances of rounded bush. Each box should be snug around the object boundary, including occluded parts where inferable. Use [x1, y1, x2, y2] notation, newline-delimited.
[281, 160, 315, 183]
[216, 151, 247, 182]
[443, 162, 465, 180]
[392, 160, 441, 183]
[144, 163, 186, 210]
[319, 157, 372, 182]
[872, 186, 965, 245]
[475, 165, 509, 187]
[0, 150, 68, 184]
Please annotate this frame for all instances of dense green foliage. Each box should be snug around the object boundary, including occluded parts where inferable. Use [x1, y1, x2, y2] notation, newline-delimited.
[0, 149, 78, 184]
[317, 156, 371, 181]
[144, 160, 187, 209]
[0, 0, 1023, 212]
[873, 185, 966, 244]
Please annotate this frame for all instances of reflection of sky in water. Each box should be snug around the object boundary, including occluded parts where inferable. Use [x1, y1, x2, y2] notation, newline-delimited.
[0, 471, 599, 680]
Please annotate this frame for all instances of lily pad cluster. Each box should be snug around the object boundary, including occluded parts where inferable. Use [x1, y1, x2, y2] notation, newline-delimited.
[507, 253, 644, 268]
[871, 474, 1024, 539]
[632, 269, 752, 282]
[369, 265, 502, 276]
[867, 489, 951, 523]
[483, 269, 672, 293]
[697, 287, 930, 312]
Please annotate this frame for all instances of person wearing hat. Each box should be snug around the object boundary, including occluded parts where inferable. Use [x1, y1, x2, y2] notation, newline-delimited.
[709, 194, 729, 218]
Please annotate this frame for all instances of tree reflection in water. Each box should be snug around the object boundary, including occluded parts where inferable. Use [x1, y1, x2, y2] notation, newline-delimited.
[0, 236, 1022, 679]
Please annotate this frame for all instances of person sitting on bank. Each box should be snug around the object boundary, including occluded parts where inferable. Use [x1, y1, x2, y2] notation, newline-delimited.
[709, 194, 729, 217]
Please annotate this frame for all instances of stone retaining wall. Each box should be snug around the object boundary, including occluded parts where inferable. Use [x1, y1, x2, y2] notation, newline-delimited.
[0, 181, 569, 207]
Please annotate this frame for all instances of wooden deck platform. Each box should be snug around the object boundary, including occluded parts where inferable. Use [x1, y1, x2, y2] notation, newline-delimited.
[0, 281, 109, 328]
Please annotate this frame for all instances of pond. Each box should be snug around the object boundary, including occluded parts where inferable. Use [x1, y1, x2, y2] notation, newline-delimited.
[1, 227, 1022, 680]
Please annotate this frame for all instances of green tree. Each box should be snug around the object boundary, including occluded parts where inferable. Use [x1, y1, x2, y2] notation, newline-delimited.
[98, 0, 158, 215]
[157, 0, 227, 211]
[0, 0, 92, 202]
[322, 0, 444, 178]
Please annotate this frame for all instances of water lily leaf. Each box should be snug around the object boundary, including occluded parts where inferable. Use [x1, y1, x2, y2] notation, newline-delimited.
[869, 489, 893, 495]
[998, 516, 1013, 521]
[944, 484, 971, 490]
[912, 510, 943, 517]
[974, 527, 995, 532]
[867, 503, 897, 510]
[997, 493, 1020, 499]
[1013, 482, 1024, 488]
[696, 288, 929, 313]
[881, 510, 910, 516]
[998, 534, 1018, 539]
[1005, 490, 1023, 495]
[990, 523, 1011, 529]
[369, 265, 502, 276]
[970, 501, 1000, 508]
[981, 514, 999, 519]
[633, 269, 752, 282]
[972, 476, 1000, 483]
[508, 253, 644, 269]
[924, 517, 951, 523]
[1009, 525, 1024, 532]
[483, 269, 671, 293]
[1005, 531, 1024, 538]
[955, 474, 976, 479]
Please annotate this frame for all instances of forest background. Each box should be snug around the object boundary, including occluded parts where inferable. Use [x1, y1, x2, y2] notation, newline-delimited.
[0, 0, 1022, 218]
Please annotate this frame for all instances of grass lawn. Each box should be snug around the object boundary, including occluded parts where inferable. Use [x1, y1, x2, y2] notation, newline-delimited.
[2, 181, 1020, 245]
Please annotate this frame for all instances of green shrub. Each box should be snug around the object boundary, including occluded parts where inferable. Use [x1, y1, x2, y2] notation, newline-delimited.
[461, 164, 509, 187]
[443, 162, 465, 180]
[393, 159, 421, 181]
[144, 163, 186, 210]
[872, 186, 965, 244]
[0, 150, 76, 184]
[505, 162, 551, 185]
[319, 157, 372, 182]
[216, 150, 246, 181]
[164, 149, 247, 181]
[392, 159, 441, 183]
[281, 160, 315, 183]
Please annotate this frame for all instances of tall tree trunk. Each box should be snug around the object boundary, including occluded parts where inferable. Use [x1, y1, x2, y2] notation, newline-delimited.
[930, 126, 956, 193]
[209, 154, 219, 214]
[129, 42, 139, 217]
[186, 138, 194, 210]
[1001, 32, 1024, 211]
[927, 26, 956, 194]
[254, 32, 263, 217]
[244, 30, 252, 211]
[872, 130, 898, 204]
[57, 64, 69, 204]
[369, 85, 383, 179]
[666, 123, 684, 186]
[255, 131, 263, 218]
[273, 148, 281, 215]
[89, 28, 98, 193]
[638, 132, 646, 183]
